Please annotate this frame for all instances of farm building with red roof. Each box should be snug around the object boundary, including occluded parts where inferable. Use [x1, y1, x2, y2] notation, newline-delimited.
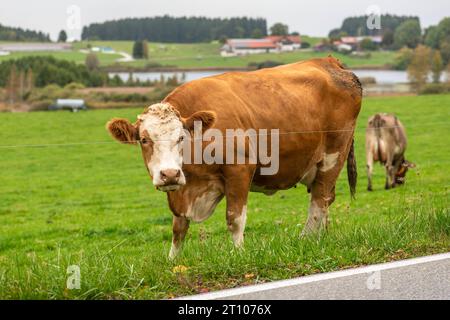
[221, 35, 302, 56]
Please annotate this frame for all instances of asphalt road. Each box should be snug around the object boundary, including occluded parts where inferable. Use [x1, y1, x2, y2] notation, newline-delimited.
[180, 252, 450, 300]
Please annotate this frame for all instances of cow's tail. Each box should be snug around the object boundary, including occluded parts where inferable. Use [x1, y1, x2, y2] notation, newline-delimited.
[347, 138, 357, 199]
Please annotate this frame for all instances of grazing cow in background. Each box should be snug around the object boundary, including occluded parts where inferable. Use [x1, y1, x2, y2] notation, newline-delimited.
[366, 113, 416, 191]
[106, 57, 362, 259]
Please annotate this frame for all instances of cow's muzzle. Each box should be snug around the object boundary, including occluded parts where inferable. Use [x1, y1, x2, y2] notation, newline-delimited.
[155, 169, 185, 192]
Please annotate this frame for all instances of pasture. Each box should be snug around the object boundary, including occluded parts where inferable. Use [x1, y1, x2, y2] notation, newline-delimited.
[78, 41, 396, 69]
[1, 40, 397, 69]
[0, 94, 448, 299]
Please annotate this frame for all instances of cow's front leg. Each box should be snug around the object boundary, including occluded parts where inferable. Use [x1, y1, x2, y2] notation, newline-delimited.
[227, 205, 247, 247]
[366, 155, 374, 191]
[384, 155, 395, 189]
[385, 164, 395, 189]
[224, 165, 255, 247]
[169, 215, 190, 260]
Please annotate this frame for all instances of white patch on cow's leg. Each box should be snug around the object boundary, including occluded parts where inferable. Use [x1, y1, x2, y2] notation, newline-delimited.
[169, 216, 189, 260]
[301, 200, 328, 236]
[320, 152, 340, 172]
[227, 206, 247, 247]
[169, 241, 181, 260]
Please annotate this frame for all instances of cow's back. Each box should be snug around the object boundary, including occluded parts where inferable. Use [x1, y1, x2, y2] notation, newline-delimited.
[165, 57, 361, 133]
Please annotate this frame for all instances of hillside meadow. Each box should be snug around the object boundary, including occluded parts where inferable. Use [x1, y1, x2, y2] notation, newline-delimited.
[1, 40, 397, 69]
[0, 94, 448, 299]
[77, 40, 397, 69]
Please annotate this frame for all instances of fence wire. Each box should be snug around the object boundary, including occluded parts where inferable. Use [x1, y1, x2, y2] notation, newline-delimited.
[0, 121, 448, 149]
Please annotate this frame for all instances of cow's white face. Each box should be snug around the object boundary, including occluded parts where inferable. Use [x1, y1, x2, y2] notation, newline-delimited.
[106, 102, 216, 193]
[137, 103, 186, 191]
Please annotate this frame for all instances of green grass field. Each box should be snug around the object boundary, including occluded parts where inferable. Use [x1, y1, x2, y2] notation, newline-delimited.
[0, 94, 448, 299]
[1, 40, 397, 69]
[78, 40, 396, 69]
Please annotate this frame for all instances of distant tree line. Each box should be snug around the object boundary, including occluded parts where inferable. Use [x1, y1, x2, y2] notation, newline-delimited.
[329, 14, 419, 38]
[328, 15, 424, 50]
[0, 23, 50, 41]
[0, 56, 107, 89]
[328, 14, 450, 54]
[396, 17, 450, 93]
[81, 16, 268, 42]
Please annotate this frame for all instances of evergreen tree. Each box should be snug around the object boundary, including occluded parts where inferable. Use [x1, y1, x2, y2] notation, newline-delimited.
[81, 16, 267, 42]
[142, 40, 149, 59]
[0, 23, 50, 41]
[58, 30, 68, 42]
[133, 41, 146, 59]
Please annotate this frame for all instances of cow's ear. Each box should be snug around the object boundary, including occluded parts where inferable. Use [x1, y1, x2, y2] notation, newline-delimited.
[106, 118, 138, 145]
[183, 111, 216, 132]
[403, 160, 416, 169]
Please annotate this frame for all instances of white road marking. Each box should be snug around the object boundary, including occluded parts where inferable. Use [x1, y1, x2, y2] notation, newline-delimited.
[176, 252, 450, 300]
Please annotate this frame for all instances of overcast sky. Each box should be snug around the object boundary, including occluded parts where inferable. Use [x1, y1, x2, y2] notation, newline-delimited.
[0, 0, 449, 40]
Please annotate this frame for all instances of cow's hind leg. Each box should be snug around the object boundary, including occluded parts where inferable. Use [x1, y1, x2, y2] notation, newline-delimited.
[302, 175, 336, 235]
[301, 141, 351, 236]
[169, 216, 190, 260]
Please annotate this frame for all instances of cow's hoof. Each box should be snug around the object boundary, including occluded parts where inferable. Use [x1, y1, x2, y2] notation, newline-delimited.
[367, 186, 373, 192]
[168, 254, 176, 261]
[300, 228, 321, 238]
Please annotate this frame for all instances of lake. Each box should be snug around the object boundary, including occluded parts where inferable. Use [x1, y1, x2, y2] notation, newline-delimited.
[109, 69, 409, 85]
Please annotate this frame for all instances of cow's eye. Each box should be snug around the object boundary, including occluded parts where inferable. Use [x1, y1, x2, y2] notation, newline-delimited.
[177, 136, 185, 144]
[141, 138, 148, 144]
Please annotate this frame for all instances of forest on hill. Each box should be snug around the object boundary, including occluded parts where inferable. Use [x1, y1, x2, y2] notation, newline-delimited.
[0, 23, 50, 41]
[329, 14, 420, 37]
[81, 16, 268, 42]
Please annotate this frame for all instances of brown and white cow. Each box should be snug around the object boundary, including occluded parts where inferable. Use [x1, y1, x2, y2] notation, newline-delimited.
[366, 113, 415, 191]
[106, 57, 362, 259]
